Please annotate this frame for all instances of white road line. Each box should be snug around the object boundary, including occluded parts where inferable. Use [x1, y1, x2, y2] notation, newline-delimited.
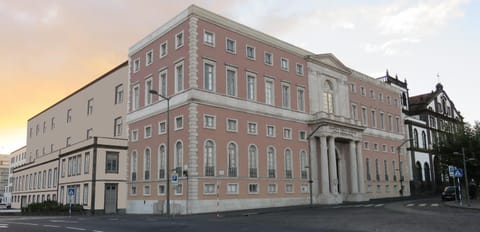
[364, 204, 373, 207]
[16, 222, 39, 226]
[93, 230, 104, 232]
[431, 203, 440, 207]
[375, 204, 384, 207]
[419, 203, 427, 207]
[44, 225, 61, 228]
[0, 224, 8, 228]
[406, 203, 415, 207]
[66, 227, 87, 231]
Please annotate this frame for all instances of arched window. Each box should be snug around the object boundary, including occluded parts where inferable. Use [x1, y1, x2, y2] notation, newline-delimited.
[267, 147, 276, 178]
[424, 162, 431, 182]
[323, 80, 334, 113]
[131, 151, 137, 181]
[422, 131, 427, 149]
[413, 129, 419, 147]
[414, 161, 422, 181]
[300, 150, 308, 179]
[158, 145, 166, 179]
[204, 140, 215, 176]
[248, 145, 258, 178]
[144, 147, 151, 181]
[284, 148, 293, 179]
[227, 142, 238, 177]
[175, 141, 183, 176]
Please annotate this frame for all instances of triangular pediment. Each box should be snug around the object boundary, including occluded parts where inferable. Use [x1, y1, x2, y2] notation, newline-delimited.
[306, 53, 351, 75]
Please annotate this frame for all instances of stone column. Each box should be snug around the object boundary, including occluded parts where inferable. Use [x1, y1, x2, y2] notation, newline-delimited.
[320, 136, 329, 194]
[328, 136, 338, 194]
[356, 141, 366, 193]
[309, 137, 319, 196]
[349, 141, 359, 193]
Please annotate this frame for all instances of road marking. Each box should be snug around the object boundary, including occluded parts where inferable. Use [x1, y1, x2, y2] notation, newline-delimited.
[0, 224, 8, 228]
[93, 230, 104, 232]
[364, 204, 373, 207]
[431, 203, 439, 207]
[109, 218, 119, 221]
[44, 225, 61, 228]
[406, 203, 414, 207]
[66, 227, 87, 231]
[16, 222, 39, 226]
[419, 203, 427, 207]
[374, 204, 384, 207]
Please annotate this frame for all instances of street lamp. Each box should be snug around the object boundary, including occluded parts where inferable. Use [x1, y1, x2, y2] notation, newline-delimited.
[397, 138, 412, 196]
[454, 148, 472, 207]
[149, 90, 171, 216]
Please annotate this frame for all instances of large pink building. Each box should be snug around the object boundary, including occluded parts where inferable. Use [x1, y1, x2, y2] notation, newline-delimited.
[126, 5, 408, 214]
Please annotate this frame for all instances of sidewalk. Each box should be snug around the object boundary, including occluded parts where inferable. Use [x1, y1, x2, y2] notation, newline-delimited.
[444, 199, 480, 210]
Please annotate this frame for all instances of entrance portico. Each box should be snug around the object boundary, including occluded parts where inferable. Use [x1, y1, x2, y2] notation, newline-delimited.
[309, 121, 369, 204]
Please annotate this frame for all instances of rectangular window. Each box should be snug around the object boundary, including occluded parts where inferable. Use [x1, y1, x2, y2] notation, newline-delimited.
[283, 128, 292, 140]
[158, 184, 165, 196]
[388, 115, 393, 131]
[364, 141, 369, 150]
[175, 31, 184, 49]
[265, 78, 274, 105]
[246, 45, 255, 60]
[285, 183, 294, 193]
[175, 184, 183, 195]
[175, 62, 184, 93]
[145, 77, 153, 105]
[296, 63, 304, 75]
[280, 58, 289, 71]
[66, 137, 71, 147]
[203, 30, 215, 46]
[203, 183, 216, 194]
[396, 117, 401, 133]
[299, 131, 306, 141]
[370, 90, 375, 99]
[144, 185, 151, 196]
[371, 110, 376, 128]
[387, 96, 391, 104]
[83, 184, 88, 205]
[264, 52, 273, 65]
[204, 115, 216, 129]
[360, 87, 366, 96]
[144, 125, 152, 138]
[84, 152, 90, 174]
[159, 69, 167, 97]
[380, 112, 385, 129]
[248, 183, 258, 194]
[131, 129, 139, 141]
[226, 118, 238, 132]
[48, 169, 52, 188]
[158, 121, 166, 134]
[53, 168, 57, 187]
[115, 84, 123, 104]
[204, 61, 215, 91]
[160, 41, 168, 58]
[175, 116, 184, 130]
[247, 122, 258, 135]
[297, 87, 305, 112]
[106, 152, 119, 173]
[132, 84, 140, 111]
[350, 83, 356, 93]
[382, 144, 387, 152]
[378, 93, 383, 102]
[281, 83, 290, 108]
[131, 186, 137, 196]
[374, 144, 379, 151]
[266, 125, 275, 137]
[301, 184, 309, 193]
[86, 128, 93, 139]
[133, 58, 140, 73]
[227, 183, 239, 194]
[246, 73, 256, 101]
[226, 67, 237, 96]
[146, 50, 153, 66]
[226, 38, 236, 53]
[114, 117, 122, 137]
[67, 109, 72, 123]
[61, 159, 66, 177]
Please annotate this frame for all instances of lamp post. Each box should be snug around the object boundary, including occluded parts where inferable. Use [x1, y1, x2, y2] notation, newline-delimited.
[306, 125, 322, 208]
[149, 90, 171, 216]
[454, 148, 470, 207]
[397, 138, 412, 196]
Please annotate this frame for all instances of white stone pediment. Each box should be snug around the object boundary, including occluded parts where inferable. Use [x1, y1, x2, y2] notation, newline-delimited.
[306, 53, 351, 75]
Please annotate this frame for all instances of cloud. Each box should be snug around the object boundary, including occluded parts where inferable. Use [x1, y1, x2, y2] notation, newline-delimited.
[364, 38, 421, 55]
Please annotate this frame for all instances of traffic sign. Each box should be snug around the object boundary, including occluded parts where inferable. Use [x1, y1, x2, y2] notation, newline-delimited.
[171, 174, 178, 185]
[449, 166, 455, 177]
[454, 168, 463, 178]
[68, 188, 75, 196]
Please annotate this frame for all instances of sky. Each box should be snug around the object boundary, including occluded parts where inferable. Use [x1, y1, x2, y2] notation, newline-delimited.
[0, 0, 478, 154]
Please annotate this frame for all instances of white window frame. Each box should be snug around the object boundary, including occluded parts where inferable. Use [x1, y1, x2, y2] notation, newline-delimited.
[246, 45, 256, 60]
[226, 118, 238, 132]
[157, 184, 166, 196]
[175, 183, 183, 195]
[226, 66, 238, 97]
[203, 114, 216, 129]
[131, 129, 138, 142]
[281, 82, 290, 109]
[143, 184, 151, 196]
[158, 121, 166, 135]
[265, 78, 275, 106]
[203, 183, 217, 195]
[266, 125, 276, 137]
[299, 130, 306, 141]
[130, 186, 137, 196]
[175, 30, 184, 49]
[203, 60, 216, 92]
[268, 183, 278, 194]
[297, 87, 305, 112]
[174, 61, 184, 93]
[160, 41, 168, 58]
[361, 106, 368, 126]
[296, 63, 304, 75]
[226, 183, 239, 194]
[203, 30, 215, 47]
[144, 125, 152, 139]
[285, 183, 294, 193]
[246, 72, 257, 101]
[225, 37, 236, 54]
[248, 183, 259, 194]
[145, 49, 153, 66]
[174, 115, 184, 131]
[351, 104, 358, 120]
[133, 58, 140, 73]
[283, 127, 292, 140]
[264, 51, 273, 65]
[132, 84, 140, 111]
[145, 76, 153, 105]
[247, 121, 258, 135]
[364, 141, 369, 150]
[158, 68, 168, 97]
[280, 57, 289, 71]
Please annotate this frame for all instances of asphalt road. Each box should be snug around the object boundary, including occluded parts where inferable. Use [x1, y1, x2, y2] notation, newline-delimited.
[1, 197, 479, 232]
